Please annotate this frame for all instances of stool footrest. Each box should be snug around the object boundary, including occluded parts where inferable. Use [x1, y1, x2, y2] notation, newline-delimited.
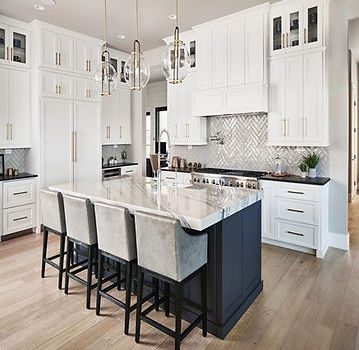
[142, 296, 167, 317]
[140, 314, 176, 338]
[70, 264, 89, 276]
[180, 314, 203, 341]
[67, 271, 97, 290]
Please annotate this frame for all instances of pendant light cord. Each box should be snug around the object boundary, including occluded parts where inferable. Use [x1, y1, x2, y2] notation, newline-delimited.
[136, 0, 139, 40]
[104, 0, 108, 49]
[176, 0, 179, 27]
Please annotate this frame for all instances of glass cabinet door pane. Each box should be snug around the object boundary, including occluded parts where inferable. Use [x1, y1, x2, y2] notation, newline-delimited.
[189, 40, 196, 68]
[120, 61, 126, 83]
[0, 28, 5, 60]
[289, 11, 300, 48]
[12, 32, 26, 64]
[307, 6, 318, 44]
[273, 17, 283, 51]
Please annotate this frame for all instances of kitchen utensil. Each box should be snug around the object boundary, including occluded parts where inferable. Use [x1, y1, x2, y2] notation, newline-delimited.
[171, 156, 181, 169]
[274, 157, 284, 176]
[7, 168, 14, 176]
[121, 150, 127, 160]
[180, 158, 187, 168]
[14, 169, 19, 176]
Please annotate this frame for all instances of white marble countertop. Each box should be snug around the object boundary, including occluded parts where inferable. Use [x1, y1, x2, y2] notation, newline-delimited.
[49, 176, 263, 231]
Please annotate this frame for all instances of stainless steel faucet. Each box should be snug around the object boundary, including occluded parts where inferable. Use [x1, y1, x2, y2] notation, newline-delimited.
[157, 129, 171, 185]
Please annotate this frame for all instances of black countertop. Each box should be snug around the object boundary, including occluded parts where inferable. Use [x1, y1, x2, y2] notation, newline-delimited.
[260, 174, 330, 186]
[0, 172, 38, 182]
[161, 167, 194, 173]
[102, 162, 138, 169]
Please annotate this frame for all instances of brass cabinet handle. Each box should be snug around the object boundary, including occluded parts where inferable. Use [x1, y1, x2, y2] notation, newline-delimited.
[287, 208, 305, 213]
[282, 34, 286, 48]
[304, 28, 307, 44]
[6, 46, 9, 61]
[59, 52, 61, 66]
[10, 123, 12, 140]
[287, 230, 304, 237]
[286, 33, 289, 48]
[109, 126, 111, 138]
[120, 126, 122, 138]
[72, 131, 78, 162]
[6, 123, 9, 140]
[59, 85, 61, 94]
[55, 52, 58, 65]
[86, 60, 88, 72]
[13, 191, 28, 196]
[55, 85, 58, 94]
[89, 60, 91, 72]
[282, 119, 286, 136]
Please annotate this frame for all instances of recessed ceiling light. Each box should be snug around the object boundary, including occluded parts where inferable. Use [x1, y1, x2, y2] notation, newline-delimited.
[41, 0, 56, 5]
[117, 34, 126, 39]
[168, 14, 177, 20]
[34, 4, 45, 10]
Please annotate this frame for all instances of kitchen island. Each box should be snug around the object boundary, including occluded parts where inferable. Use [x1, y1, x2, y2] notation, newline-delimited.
[50, 176, 263, 339]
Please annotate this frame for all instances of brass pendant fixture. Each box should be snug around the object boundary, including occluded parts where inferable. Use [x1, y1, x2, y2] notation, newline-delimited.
[94, 0, 118, 96]
[162, 0, 190, 84]
[124, 0, 150, 90]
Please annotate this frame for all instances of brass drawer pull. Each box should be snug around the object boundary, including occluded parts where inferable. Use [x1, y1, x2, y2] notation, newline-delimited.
[287, 208, 304, 213]
[287, 230, 304, 237]
[287, 191, 304, 195]
[13, 191, 28, 196]
[13, 216, 28, 222]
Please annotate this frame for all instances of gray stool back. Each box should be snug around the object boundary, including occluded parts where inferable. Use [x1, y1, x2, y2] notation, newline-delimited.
[40, 189, 66, 234]
[63, 195, 97, 245]
[134, 211, 208, 282]
[94, 202, 137, 261]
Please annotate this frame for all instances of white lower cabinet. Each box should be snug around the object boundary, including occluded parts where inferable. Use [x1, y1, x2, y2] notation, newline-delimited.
[1, 178, 37, 238]
[120, 165, 138, 176]
[260, 180, 329, 258]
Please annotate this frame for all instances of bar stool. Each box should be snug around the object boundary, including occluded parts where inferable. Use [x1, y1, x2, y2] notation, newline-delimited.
[94, 202, 160, 335]
[134, 211, 208, 350]
[40, 189, 67, 290]
[63, 195, 98, 309]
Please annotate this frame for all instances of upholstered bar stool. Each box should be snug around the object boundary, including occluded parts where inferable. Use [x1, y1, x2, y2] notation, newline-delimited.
[94, 202, 160, 335]
[63, 195, 98, 309]
[134, 211, 208, 350]
[40, 189, 67, 290]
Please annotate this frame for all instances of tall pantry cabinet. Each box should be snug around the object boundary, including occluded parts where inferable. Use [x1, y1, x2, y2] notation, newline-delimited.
[29, 21, 103, 188]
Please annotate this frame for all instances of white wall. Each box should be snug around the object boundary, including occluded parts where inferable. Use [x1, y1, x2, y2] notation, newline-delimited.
[326, 0, 350, 247]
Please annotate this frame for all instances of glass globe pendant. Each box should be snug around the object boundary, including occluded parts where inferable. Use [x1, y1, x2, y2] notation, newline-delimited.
[162, 0, 190, 84]
[125, 0, 150, 90]
[125, 41, 150, 90]
[162, 27, 190, 84]
[95, 50, 118, 96]
[94, 0, 118, 95]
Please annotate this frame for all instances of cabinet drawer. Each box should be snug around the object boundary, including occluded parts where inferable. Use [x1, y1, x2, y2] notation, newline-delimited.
[275, 185, 319, 201]
[276, 220, 316, 249]
[120, 165, 138, 176]
[3, 204, 35, 235]
[275, 198, 318, 225]
[3, 179, 37, 208]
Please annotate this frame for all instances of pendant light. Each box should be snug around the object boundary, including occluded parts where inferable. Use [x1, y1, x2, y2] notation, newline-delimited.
[162, 0, 190, 84]
[124, 0, 150, 90]
[94, 0, 118, 96]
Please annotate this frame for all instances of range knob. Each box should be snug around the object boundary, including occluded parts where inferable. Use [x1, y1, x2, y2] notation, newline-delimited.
[246, 182, 252, 189]
[220, 180, 224, 186]
[202, 179, 206, 184]
[212, 179, 216, 185]
[236, 182, 240, 187]
[206, 179, 209, 183]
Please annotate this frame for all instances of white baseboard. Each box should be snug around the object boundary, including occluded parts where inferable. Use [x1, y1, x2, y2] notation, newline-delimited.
[328, 231, 349, 251]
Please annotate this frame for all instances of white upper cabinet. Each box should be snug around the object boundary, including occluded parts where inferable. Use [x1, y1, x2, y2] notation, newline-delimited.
[74, 76, 100, 102]
[74, 40, 100, 76]
[41, 29, 73, 71]
[192, 4, 269, 116]
[268, 51, 327, 146]
[102, 86, 131, 145]
[0, 22, 30, 68]
[0, 68, 31, 148]
[41, 71, 73, 99]
[270, 0, 325, 56]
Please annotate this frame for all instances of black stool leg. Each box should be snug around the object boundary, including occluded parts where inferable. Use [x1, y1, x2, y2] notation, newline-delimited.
[201, 265, 208, 337]
[58, 234, 66, 290]
[164, 282, 170, 317]
[124, 261, 133, 335]
[86, 245, 94, 309]
[96, 251, 104, 316]
[135, 268, 144, 343]
[153, 277, 159, 311]
[64, 239, 72, 295]
[175, 283, 183, 350]
[41, 229, 49, 278]
[117, 261, 122, 291]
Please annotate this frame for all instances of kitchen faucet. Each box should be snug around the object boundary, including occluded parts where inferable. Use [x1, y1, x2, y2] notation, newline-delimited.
[157, 129, 171, 186]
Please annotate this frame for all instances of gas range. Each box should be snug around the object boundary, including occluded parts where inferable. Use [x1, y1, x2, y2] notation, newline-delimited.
[191, 168, 267, 189]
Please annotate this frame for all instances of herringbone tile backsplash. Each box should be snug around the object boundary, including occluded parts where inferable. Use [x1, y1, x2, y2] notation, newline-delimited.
[172, 114, 329, 176]
[0, 149, 28, 173]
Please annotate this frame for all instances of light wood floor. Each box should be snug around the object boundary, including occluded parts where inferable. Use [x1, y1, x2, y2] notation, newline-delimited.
[1, 200, 359, 350]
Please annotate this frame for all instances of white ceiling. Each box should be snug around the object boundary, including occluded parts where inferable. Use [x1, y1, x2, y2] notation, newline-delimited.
[0, 0, 277, 52]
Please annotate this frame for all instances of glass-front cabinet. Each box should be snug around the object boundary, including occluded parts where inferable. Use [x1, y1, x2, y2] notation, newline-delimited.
[0, 23, 30, 67]
[270, 0, 323, 55]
